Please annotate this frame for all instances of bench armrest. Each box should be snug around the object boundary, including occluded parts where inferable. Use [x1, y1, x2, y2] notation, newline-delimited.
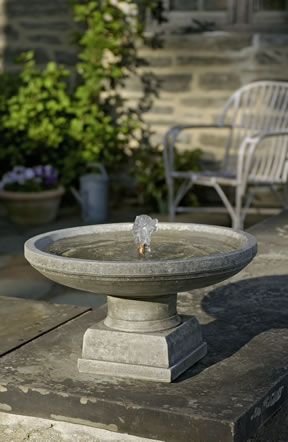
[238, 131, 288, 192]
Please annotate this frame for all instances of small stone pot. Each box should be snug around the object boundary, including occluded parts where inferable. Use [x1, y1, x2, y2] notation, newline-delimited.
[0, 186, 65, 225]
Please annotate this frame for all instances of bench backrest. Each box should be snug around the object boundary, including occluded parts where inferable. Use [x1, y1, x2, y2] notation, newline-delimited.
[218, 81, 288, 171]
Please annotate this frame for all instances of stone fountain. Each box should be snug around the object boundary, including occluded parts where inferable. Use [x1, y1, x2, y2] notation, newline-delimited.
[24, 216, 257, 382]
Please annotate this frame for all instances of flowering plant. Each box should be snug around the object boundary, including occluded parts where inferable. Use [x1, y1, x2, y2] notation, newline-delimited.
[0, 165, 59, 192]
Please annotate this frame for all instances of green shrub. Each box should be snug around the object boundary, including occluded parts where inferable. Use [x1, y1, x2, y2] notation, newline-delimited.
[132, 145, 202, 213]
[0, 0, 165, 187]
[0, 52, 81, 186]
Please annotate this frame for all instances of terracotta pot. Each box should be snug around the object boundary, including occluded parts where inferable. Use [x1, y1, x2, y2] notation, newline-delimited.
[0, 186, 65, 225]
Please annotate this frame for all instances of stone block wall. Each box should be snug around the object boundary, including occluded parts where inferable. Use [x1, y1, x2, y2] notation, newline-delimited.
[0, 0, 77, 72]
[131, 32, 288, 163]
[0, 0, 288, 165]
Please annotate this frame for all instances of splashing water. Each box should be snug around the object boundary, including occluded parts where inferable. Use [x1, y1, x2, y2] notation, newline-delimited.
[132, 214, 158, 256]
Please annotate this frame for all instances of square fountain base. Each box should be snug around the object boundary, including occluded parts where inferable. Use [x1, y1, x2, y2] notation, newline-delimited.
[78, 315, 207, 382]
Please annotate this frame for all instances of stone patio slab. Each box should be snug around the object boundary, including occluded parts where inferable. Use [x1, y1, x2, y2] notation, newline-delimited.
[0, 411, 160, 442]
[0, 289, 287, 442]
[0, 296, 89, 356]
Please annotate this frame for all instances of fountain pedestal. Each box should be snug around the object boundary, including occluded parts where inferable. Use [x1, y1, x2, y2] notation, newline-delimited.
[78, 295, 207, 382]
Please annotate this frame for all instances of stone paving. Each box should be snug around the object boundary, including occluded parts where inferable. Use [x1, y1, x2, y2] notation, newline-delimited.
[0, 412, 158, 442]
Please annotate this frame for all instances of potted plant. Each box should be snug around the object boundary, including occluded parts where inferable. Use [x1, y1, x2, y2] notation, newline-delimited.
[0, 165, 65, 225]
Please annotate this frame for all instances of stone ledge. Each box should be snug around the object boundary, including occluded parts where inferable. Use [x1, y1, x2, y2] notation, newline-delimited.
[0, 412, 158, 442]
[0, 296, 89, 356]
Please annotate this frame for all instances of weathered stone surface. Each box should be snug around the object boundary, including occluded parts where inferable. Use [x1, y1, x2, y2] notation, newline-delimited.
[150, 105, 174, 114]
[45, 289, 106, 309]
[255, 50, 285, 65]
[0, 279, 52, 299]
[79, 315, 206, 382]
[0, 255, 45, 281]
[177, 132, 192, 144]
[181, 96, 228, 108]
[259, 34, 288, 48]
[3, 25, 18, 40]
[145, 118, 178, 127]
[124, 75, 143, 92]
[0, 295, 89, 356]
[144, 56, 172, 67]
[199, 72, 241, 90]
[54, 50, 78, 65]
[28, 35, 62, 45]
[177, 55, 234, 65]
[0, 256, 12, 270]
[164, 33, 253, 51]
[0, 412, 157, 442]
[19, 21, 71, 30]
[4, 47, 49, 64]
[6, 0, 69, 17]
[250, 404, 288, 441]
[246, 209, 288, 259]
[200, 133, 227, 148]
[158, 74, 192, 92]
[151, 131, 192, 146]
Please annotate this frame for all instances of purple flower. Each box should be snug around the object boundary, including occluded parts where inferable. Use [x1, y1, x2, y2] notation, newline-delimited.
[44, 165, 52, 175]
[11, 170, 26, 184]
[0, 165, 59, 191]
[13, 166, 25, 174]
[24, 168, 35, 179]
[0, 172, 18, 188]
[41, 165, 58, 185]
[34, 166, 43, 176]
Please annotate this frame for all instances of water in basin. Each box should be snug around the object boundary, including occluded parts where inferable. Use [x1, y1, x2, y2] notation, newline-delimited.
[46, 230, 241, 262]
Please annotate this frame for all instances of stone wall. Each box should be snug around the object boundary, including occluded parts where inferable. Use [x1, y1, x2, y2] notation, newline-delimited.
[0, 0, 77, 72]
[133, 32, 288, 163]
[1, 0, 288, 165]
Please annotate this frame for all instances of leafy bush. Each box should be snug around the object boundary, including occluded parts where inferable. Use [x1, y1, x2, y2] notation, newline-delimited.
[68, 0, 164, 169]
[0, 0, 165, 187]
[0, 52, 80, 185]
[132, 145, 202, 213]
[0, 72, 20, 114]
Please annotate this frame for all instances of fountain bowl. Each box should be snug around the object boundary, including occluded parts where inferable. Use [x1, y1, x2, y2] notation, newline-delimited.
[24, 222, 257, 382]
[24, 222, 257, 298]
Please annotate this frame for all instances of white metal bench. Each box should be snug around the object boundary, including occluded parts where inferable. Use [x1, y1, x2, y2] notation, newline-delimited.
[163, 81, 288, 229]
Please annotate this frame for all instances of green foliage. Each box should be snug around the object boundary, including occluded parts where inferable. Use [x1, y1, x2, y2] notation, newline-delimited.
[3, 52, 71, 147]
[0, 52, 80, 185]
[4, 179, 54, 192]
[0, 72, 20, 114]
[0, 0, 167, 188]
[68, 0, 162, 170]
[132, 145, 202, 213]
